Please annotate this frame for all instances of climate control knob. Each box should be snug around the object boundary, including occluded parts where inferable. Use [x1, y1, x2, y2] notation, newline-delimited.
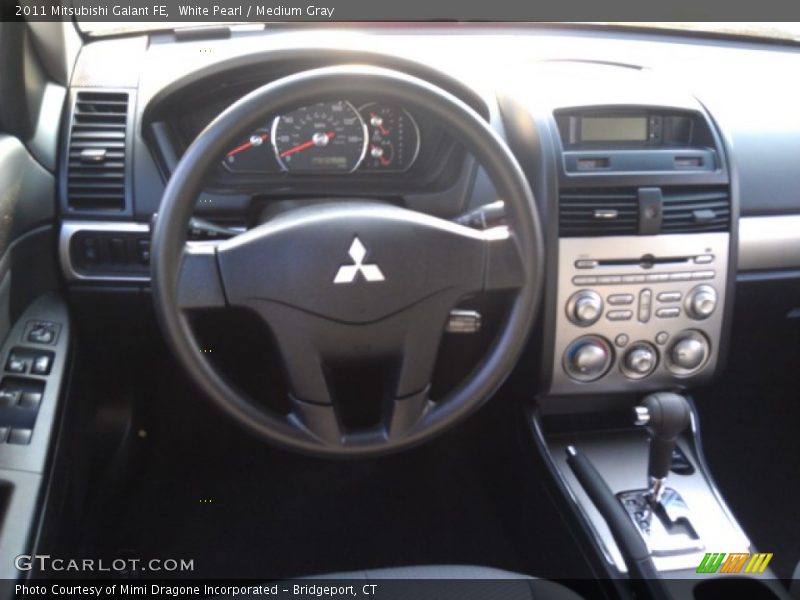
[667, 331, 710, 375]
[685, 285, 717, 320]
[566, 290, 603, 327]
[564, 336, 612, 382]
[622, 342, 658, 379]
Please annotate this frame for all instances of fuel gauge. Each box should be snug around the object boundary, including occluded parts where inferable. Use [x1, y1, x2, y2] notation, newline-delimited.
[359, 103, 420, 172]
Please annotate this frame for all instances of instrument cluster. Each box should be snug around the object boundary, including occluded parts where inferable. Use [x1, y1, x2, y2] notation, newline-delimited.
[221, 100, 421, 175]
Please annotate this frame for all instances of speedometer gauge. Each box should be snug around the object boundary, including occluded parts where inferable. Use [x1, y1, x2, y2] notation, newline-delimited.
[272, 101, 367, 173]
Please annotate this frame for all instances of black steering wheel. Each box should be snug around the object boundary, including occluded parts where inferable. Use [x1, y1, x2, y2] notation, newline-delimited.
[151, 65, 543, 457]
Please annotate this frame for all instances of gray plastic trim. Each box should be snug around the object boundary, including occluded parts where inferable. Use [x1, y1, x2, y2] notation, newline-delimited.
[59, 220, 150, 282]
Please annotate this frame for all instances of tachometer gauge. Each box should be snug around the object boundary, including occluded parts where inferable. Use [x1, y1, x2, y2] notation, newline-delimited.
[359, 103, 420, 172]
[272, 101, 367, 173]
[223, 129, 272, 173]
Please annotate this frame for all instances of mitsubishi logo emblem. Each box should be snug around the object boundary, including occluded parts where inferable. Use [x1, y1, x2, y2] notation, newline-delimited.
[333, 237, 385, 284]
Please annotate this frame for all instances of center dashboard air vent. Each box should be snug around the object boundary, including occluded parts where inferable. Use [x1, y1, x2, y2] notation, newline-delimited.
[559, 189, 639, 237]
[559, 186, 730, 237]
[65, 91, 130, 212]
[661, 187, 731, 233]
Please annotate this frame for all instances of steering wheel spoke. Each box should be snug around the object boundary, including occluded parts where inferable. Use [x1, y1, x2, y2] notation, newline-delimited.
[484, 230, 527, 292]
[289, 395, 342, 446]
[177, 243, 227, 310]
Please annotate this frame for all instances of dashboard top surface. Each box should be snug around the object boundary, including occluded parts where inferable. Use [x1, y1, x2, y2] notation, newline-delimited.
[67, 25, 800, 217]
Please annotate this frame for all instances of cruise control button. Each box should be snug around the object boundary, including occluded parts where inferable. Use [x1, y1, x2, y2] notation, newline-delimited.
[8, 428, 32, 445]
[657, 291, 682, 303]
[607, 310, 633, 321]
[656, 307, 681, 318]
[607, 294, 634, 306]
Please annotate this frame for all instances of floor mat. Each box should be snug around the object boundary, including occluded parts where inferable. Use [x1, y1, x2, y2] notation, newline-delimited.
[80, 389, 586, 581]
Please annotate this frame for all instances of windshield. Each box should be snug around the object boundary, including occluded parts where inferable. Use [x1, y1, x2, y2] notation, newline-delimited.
[78, 21, 800, 42]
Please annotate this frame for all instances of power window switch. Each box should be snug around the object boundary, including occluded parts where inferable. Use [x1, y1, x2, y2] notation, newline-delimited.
[8, 428, 32, 445]
[19, 391, 42, 409]
[0, 426, 8, 443]
[31, 355, 52, 376]
[6, 354, 27, 373]
[0, 389, 20, 408]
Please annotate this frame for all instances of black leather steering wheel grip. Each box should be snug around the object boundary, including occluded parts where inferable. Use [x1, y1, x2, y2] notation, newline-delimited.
[151, 64, 543, 456]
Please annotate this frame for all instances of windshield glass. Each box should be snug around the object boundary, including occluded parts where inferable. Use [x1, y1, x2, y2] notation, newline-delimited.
[78, 21, 800, 41]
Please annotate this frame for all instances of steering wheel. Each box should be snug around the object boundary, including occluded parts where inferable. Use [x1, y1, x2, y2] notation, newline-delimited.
[151, 65, 543, 457]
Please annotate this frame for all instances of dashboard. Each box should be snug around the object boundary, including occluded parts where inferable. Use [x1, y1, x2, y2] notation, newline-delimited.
[57, 25, 800, 406]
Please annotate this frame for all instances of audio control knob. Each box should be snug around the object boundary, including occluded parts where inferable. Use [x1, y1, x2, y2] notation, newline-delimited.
[685, 285, 717, 320]
[567, 290, 603, 327]
[564, 336, 612, 382]
[667, 330, 710, 376]
[621, 342, 658, 379]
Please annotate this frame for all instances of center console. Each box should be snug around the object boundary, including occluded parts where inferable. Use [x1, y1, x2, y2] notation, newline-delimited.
[500, 63, 786, 598]
[548, 104, 733, 398]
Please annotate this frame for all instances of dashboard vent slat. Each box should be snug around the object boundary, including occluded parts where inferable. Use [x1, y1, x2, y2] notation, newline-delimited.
[66, 91, 129, 211]
[559, 189, 639, 237]
[661, 187, 731, 233]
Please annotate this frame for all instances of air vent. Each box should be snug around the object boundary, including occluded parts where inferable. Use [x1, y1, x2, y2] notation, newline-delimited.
[66, 91, 129, 211]
[661, 187, 730, 233]
[559, 189, 639, 237]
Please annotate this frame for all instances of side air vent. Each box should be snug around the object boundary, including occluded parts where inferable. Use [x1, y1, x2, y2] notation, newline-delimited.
[661, 187, 731, 233]
[559, 189, 639, 237]
[66, 91, 129, 211]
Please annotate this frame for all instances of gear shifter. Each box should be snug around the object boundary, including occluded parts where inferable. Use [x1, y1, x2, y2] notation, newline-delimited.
[633, 392, 692, 504]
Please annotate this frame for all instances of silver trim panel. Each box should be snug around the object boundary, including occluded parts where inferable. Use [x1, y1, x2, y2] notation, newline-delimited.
[550, 233, 729, 395]
[60, 221, 150, 282]
[739, 215, 800, 271]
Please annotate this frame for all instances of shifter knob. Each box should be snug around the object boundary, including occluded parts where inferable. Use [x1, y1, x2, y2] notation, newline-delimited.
[633, 392, 691, 503]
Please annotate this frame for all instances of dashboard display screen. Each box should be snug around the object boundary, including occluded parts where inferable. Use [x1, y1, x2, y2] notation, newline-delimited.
[581, 117, 647, 142]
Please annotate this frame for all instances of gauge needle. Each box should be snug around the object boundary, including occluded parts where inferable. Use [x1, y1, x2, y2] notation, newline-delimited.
[226, 133, 268, 157]
[371, 145, 392, 166]
[370, 113, 390, 135]
[280, 132, 336, 158]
